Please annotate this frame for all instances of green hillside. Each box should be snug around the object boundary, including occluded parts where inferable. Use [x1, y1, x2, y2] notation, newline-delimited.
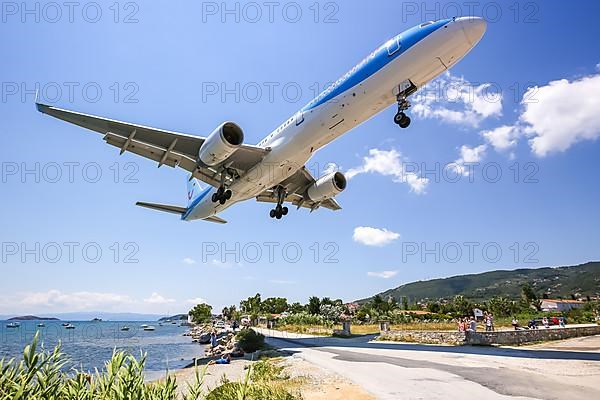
[360, 261, 600, 303]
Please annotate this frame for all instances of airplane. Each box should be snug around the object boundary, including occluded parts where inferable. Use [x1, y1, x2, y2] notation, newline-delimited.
[36, 16, 486, 224]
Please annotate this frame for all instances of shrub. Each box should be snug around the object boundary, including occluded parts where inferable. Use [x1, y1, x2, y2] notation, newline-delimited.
[236, 328, 265, 353]
[0, 333, 298, 400]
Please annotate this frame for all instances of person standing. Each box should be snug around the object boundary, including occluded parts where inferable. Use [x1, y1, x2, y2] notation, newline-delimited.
[210, 330, 218, 348]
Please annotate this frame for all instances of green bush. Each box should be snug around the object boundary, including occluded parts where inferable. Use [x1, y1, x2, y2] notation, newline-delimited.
[206, 382, 296, 400]
[236, 328, 265, 353]
[250, 360, 288, 382]
[0, 333, 297, 400]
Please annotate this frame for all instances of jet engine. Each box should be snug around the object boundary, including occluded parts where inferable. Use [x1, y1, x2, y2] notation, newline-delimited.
[307, 171, 347, 202]
[198, 122, 244, 166]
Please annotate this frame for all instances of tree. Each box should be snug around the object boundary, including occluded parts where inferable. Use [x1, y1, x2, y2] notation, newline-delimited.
[261, 297, 289, 314]
[427, 302, 442, 314]
[189, 303, 212, 323]
[521, 283, 540, 311]
[222, 305, 237, 321]
[371, 295, 385, 311]
[487, 297, 518, 317]
[307, 296, 321, 315]
[453, 295, 474, 316]
[289, 302, 305, 314]
[319, 304, 344, 323]
[240, 293, 262, 314]
[401, 296, 409, 311]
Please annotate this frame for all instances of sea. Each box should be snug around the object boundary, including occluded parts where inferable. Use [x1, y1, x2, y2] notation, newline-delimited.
[0, 320, 204, 379]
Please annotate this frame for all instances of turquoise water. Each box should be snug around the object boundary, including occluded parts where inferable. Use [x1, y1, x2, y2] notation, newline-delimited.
[0, 321, 203, 375]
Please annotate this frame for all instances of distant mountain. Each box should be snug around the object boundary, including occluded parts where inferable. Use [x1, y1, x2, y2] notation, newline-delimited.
[53, 312, 163, 321]
[158, 314, 188, 322]
[8, 315, 59, 321]
[359, 261, 600, 304]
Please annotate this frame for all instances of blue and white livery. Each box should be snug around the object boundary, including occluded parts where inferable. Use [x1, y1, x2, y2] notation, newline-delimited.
[37, 17, 486, 223]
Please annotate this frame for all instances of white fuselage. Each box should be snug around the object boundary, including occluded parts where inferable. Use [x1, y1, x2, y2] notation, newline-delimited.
[185, 17, 486, 221]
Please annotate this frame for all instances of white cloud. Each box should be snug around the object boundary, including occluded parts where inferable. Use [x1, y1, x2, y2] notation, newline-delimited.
[413, 72, 503, 127]
[143, 292, 175, 304]
[353, 226, 400, 247]
[346, 148, 429, 194]
[520, 74, 600, 156]
[186, 297, 208, 305]
[18, 290, 134, 311]
[450, 144, 487, 176]
[367, 270, 398, 279]
[482, 125, 520, 152]
[182, 257, 196, 265]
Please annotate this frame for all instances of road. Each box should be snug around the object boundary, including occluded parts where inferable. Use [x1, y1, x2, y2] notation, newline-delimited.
[257, 328, 600, 400]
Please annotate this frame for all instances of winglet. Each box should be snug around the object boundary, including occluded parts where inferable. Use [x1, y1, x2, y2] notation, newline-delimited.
[35, 90, 48, 113]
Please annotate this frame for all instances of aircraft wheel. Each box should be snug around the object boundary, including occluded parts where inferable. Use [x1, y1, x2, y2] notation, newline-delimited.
[211, 193, 218, 203]
[282, 207, 289, 216]
[394, 112, 404, 125]
[276, 212, 282, 220]
[219, 198, 226, 205]
[225, 190, 232, 200]
[270, 209, 276, 218]
[399, 115, 411, 128]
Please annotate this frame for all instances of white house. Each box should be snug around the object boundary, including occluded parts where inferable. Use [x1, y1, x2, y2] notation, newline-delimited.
[540, 299, 585, 312]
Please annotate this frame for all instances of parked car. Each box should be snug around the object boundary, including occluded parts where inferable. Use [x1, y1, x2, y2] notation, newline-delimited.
[214, 320, 226, 329]
[532, 316, 566, 327]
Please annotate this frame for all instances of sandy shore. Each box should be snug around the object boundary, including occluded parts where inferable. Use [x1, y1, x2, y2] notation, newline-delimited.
[163, 352, 374, 399]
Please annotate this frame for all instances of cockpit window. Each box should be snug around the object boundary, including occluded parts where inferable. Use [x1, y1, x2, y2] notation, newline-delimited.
[420, 21, 434, 27]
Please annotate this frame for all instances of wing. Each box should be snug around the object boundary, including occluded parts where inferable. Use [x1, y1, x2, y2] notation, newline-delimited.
[36, 103, 269, 188]
[255, 167, 342, 212]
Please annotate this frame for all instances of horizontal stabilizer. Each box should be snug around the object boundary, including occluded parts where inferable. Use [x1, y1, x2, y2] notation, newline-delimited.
[136, 202, 186, 215]
[204, 215, 227, 224]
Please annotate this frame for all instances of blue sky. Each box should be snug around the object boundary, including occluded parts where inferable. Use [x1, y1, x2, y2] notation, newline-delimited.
[1, 0, 599, 315]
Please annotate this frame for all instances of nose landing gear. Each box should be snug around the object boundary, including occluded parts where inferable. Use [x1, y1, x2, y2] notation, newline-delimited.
[394, 95, 411, 128]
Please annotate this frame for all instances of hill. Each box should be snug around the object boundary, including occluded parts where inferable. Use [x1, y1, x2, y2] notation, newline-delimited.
[158, 314, 188, 322]
[359, 261, 600, 304]
[7, 316, 59, 321]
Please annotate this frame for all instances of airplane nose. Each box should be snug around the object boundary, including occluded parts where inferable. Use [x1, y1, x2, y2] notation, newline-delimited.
[455, 16, 487, 46]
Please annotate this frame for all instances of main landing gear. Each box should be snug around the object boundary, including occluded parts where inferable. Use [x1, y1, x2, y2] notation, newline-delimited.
[394, 95, 411, 129]
[212, 186, 232, 205]
[269, 186, 289, 220]
[212, 168, 233, 205]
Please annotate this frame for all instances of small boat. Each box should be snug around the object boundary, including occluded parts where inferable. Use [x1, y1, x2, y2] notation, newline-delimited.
[37, 323, 45, 327]
[65, 324, 75, 329]
[143, 326, 156, 331]
[92, 318, 102, 322]
[6, 322, 20, 328]
[120, 326, 130, 331]
[140, 324, 149, 328]
[62, 323, 70, 326]
[171, 321, 177, 324]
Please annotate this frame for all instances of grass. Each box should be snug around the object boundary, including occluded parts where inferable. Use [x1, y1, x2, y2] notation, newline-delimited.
[0, 333, 301, 400]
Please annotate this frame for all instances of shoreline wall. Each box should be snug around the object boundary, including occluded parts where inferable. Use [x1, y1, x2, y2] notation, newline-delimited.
[379, 325, 600, 345]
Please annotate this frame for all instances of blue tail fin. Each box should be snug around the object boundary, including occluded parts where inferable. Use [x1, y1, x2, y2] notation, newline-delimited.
[186, 177, 204, 207]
